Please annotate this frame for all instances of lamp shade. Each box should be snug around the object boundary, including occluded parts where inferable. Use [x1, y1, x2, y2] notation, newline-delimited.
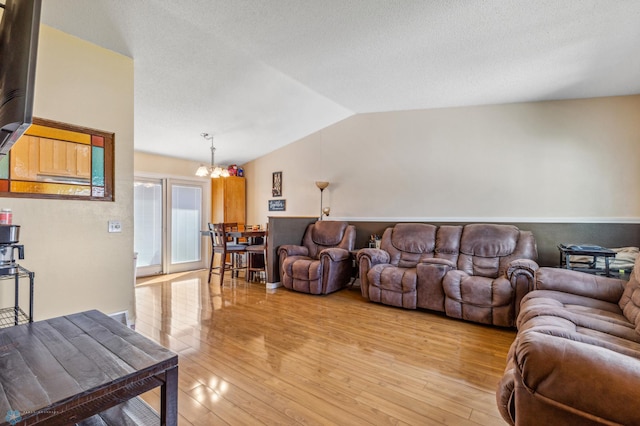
[195, 165, 210, 177]
[315, 181, 329, 190]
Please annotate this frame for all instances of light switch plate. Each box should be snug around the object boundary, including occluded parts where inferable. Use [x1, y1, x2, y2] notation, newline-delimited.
[108, 220, 122, 233]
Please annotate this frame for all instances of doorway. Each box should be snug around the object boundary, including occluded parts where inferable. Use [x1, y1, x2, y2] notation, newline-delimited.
[134, 177, 208, 277]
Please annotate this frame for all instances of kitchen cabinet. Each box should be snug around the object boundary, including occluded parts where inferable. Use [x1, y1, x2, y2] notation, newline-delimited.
[10, 136, 91, 182]
[38, 138, 91, 180]
[211, 176, 245, 225]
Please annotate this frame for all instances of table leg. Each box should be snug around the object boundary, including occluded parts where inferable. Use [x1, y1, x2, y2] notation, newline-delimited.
[161, 366, 178, 426]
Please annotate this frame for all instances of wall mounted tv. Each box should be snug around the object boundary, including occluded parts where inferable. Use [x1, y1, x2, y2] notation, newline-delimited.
[0, 0, 41, 156]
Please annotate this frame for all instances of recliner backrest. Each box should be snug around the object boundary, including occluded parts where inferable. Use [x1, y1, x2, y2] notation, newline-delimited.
[457, 224, 534, 278]
[382, 223, 437, 267]
[301, 220, 355, 259]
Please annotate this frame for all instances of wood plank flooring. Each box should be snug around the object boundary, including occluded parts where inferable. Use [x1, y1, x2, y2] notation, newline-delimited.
[135, 270, 514, 425]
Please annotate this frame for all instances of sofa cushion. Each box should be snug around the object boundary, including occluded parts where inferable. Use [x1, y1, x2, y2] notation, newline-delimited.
[391, 223, 436, 254]
[458, 224, 520, 278]
[619, 255, 640, 331]
[366, 264, 417, 309]
[442, 271, 515, 326]
[460, 224, 519, 258]
[384, 223, 437, 268]
[619, 276, 640, 332]
[519, 290, 640, 352]
[311, 220, 348, 246]
[434, 225, 462, 264]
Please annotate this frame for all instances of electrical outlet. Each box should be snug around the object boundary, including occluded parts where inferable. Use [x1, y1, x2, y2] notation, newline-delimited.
[108, 220, 122, 233]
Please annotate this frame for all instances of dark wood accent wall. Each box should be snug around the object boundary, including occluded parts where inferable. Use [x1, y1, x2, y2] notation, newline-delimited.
[268, 217, 640, 283]
[267, 216, 316, 283]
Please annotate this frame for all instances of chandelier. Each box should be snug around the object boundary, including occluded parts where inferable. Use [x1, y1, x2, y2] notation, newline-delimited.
[195, 133, 229, 178]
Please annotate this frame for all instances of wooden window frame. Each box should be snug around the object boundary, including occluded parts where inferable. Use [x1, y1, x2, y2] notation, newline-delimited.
[1, 117, 115, 201]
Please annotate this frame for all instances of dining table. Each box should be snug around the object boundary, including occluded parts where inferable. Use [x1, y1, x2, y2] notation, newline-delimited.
[200, 228, 266, 244]
[226, 229, 266, 244]
[201, 227, 267, 282]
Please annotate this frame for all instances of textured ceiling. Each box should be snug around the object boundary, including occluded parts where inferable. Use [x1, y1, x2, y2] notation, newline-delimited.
[40, 1, 640, 165]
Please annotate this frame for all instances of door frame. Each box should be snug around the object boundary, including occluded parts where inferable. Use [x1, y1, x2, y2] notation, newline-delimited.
[134, 174, 210, 277]
[134, 176, 165, 277]
[165, 178, 208, 274]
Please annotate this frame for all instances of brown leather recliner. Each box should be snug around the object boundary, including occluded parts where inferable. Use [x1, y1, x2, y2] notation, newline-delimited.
[278, 221, 356, 294]
[358, 223, 538, 327]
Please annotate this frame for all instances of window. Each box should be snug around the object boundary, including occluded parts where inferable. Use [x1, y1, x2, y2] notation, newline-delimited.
[0, 118, 114, 201]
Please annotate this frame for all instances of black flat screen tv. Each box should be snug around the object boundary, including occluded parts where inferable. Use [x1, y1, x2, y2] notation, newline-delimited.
[0, 0, 41, 156]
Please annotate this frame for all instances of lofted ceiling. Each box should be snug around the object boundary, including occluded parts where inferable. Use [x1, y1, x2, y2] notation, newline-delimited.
[40, 1, 640, 166]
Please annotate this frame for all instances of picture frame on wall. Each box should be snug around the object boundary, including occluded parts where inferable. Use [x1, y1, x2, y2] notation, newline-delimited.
[272, 171, 282, 197]
[268, 199, 286, 211]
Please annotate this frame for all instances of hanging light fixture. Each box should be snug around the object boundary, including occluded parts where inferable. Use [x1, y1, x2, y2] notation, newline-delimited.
[195, 133, 230, 178]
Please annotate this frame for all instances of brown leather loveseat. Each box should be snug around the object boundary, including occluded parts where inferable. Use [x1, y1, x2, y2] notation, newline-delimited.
[357, 223, 538, 327]
[496, 256, 640, 425]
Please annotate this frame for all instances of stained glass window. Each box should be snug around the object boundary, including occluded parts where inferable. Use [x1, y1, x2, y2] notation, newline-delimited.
[0, 118, 114, 201]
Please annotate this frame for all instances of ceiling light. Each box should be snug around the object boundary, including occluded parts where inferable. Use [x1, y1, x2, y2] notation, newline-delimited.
[196, 133, 229, 178]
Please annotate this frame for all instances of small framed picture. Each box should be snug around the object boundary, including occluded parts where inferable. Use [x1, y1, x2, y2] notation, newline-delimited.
[268, 199, 286, 211]
[272, 171, 282, 197]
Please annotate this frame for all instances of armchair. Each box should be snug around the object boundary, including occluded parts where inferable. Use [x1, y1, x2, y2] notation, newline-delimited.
[278, 221, 356, 294]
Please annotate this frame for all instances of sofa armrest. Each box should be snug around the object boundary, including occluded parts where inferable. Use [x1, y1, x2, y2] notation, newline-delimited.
[356, 248, 390, 266]
[278, 245, 310, 279]
[507, 259, 539, 281]
[319, 247, 350, 262]
[507, 259, 539, 319]
[513, 329, 640, 425]
[278, 244, 309, 258]
[535, 267, 626, 303]
[357, 248, 390, 300]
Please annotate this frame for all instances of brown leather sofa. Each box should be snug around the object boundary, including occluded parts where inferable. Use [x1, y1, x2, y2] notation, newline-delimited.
[278, 220, 356, 294]
[357, 223, 538, 327]
[497, 257, 640, 425]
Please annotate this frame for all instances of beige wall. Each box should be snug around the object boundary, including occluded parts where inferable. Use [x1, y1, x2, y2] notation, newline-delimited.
[244, 95, 640, 225]
[135, 151, 205, 180]
[1, 26, 135, 321]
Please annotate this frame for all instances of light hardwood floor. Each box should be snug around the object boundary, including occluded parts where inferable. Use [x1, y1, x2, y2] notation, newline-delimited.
[135, 270, 514, 425]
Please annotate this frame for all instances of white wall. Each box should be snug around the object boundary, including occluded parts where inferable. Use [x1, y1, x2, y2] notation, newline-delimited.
[244, 95, 640, 224]
[1, 26, 135, 321]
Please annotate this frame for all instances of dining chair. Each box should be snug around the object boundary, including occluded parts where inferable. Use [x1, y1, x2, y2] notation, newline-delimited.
[246, 225, 268, 282]
[208, 222, 247, 284]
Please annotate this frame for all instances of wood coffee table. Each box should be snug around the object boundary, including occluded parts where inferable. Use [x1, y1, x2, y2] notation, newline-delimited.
[0, 310, 178, 425]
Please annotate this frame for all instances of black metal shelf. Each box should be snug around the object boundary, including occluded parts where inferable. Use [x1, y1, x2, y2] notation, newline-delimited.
[0, 307, 29, 327]
[0, 264, 34, 328]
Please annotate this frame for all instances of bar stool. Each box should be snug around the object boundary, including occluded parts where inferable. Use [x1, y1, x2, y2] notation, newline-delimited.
[246, 227, 267, 282]
[208, 223, 247, 283]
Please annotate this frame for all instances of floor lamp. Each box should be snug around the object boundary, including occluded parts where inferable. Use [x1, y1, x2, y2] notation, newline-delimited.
[315, 181, 330, 220]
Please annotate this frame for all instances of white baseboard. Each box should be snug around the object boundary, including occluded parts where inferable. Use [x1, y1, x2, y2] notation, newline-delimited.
[109, 310, 134, 329]
[266, 281, 282, 290]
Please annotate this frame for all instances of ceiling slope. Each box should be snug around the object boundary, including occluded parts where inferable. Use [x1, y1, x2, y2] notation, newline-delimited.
[41, 0, 640, 164]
